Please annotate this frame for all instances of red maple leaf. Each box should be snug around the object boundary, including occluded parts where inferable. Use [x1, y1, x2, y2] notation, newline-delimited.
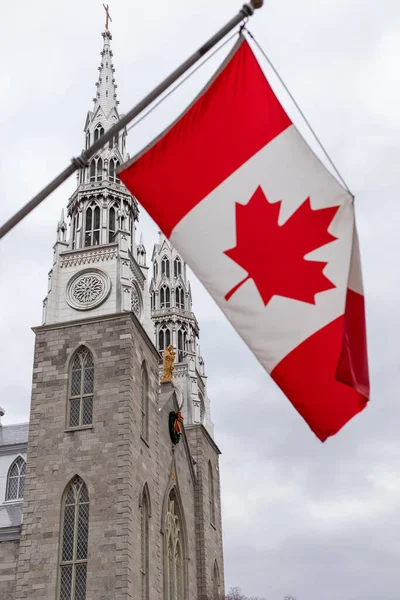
[224, 186, 340, 305]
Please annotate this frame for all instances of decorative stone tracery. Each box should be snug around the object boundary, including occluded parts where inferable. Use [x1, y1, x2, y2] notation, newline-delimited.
[66, 269, 111, 310]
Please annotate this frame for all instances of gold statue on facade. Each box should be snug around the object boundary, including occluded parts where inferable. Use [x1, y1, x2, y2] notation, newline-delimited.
[161, 344, 176, 383]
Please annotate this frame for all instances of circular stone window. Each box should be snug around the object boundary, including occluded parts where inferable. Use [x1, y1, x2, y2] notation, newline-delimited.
[66, 269, 111, 311]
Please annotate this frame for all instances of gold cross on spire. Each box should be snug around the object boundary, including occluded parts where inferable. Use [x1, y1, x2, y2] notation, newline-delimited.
[103, 4, 112, 30]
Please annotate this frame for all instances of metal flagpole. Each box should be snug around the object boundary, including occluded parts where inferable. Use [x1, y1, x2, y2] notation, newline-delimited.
[0, 0, 264, 241]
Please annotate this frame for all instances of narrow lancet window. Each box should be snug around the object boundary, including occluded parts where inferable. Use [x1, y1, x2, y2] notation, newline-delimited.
[68, 347, 94, 428]
[161, 256, 170, 278]
[212, 561, 220, 600]
[141, 362, 149, 442]
[5, 456, 26, 501]
[59, 477, 89, 600]
[108, 206, 115, 243]
[208, 461, 215, 526]
[165, 491, 184, 600]
[140, 486, 150, 600]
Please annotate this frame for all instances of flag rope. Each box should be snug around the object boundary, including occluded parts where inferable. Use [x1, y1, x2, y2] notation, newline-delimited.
[243, 28, 353, 196]
[0, 1, 263, 241]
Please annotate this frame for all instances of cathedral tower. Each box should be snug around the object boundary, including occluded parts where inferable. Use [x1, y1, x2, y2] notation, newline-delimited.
[43, 27, 152, 339]
[2, 17, 224, 600]
[150, 233, 214, 436]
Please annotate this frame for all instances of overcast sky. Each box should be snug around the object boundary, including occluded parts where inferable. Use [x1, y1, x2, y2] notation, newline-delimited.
[1, 1, 400, 598]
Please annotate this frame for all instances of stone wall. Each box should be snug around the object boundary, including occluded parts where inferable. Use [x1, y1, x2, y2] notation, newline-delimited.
[0, 539, 19, 600]
[14, 312, 202, 600]
[186, 425, 225, 600]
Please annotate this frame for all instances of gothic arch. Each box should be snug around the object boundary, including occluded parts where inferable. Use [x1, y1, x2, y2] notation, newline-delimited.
[208, 460, 216, 526]
[139, 481, 152, 517]
[161, 484, 189, 600]
[5, 455, 26, 501]
[212, 560, 221, 600]
[55, 469, 95, 505]
[66, 346, 95, 429]
[65, 343, 98, 371]
[58, 475, 90, 600]
[140, 361, 149, 442]
[140, 482, 151, 600]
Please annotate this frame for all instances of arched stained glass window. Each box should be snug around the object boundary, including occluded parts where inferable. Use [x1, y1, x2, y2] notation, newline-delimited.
[140, 486, 150, 600]
[165, 492, 184, 600]
[59, 477, 89, 600]
[68, 347, 94, 428]
[5, 456, 26, 501]
[141, 362, 149, 442]
[208, 461, 215, 526]
[212, 561, 220, 600]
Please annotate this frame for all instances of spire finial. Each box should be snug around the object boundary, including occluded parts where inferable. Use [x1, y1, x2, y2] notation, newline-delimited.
[103, 4, 112, 30]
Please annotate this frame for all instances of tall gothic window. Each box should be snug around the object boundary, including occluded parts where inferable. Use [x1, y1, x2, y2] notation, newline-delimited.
[154, 261, 158, 280]
[94, 124, 104, 142]
[140, 485, 150, 600]
[161, 256, 170, 278]
[174, 258, 181, 278]
[198, 393, 205, 425]
[165, 492, 184, 600]
[158, 327, 171, 353]
[175, 287, 185, 310]
[59, 477, 89, 600]
[108, 158, 120, 183]
[89, 160, 96, 183]
[212, 561, 220, 600]
[160, 286, 170, 309]
[96, 157, 103, 182]
[5, 456, 26, 501]
[208, 461, 215, 526]
[68, 347, 94, 428]
[177, 329, 186, 363]
[72, 213, 79, 250]
[108, 206, 116, 243]
[85, 131, 90, 150]
[151, 292, 156, 311]
[109, 158, 115, 182]
[141, 362, 149, 442]
[84, 205, 100, 246]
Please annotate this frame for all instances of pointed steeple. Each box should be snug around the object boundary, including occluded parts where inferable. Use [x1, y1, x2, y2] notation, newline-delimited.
[137, 232, 147, 266]
[56, 209, 67, 243]
[92, 29, 119, 118]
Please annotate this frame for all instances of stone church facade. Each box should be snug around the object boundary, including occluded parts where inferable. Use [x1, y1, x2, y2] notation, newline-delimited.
[0, 24, 224, 600]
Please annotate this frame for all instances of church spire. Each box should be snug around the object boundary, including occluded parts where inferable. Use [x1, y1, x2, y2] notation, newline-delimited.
[92, 27, 119, 117]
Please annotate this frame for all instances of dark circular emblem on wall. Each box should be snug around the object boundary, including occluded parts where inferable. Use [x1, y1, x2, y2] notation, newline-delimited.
[169, 411, 184, 445]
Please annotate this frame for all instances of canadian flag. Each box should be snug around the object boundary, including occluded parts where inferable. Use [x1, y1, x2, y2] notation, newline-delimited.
[120, 37, 369, 441]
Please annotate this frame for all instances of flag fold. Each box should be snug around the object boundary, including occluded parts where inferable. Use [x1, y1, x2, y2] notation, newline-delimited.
[120, 36, 369, 441]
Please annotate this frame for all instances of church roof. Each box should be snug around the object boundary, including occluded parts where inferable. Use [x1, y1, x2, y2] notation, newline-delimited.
[0, 423, 29, 447]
